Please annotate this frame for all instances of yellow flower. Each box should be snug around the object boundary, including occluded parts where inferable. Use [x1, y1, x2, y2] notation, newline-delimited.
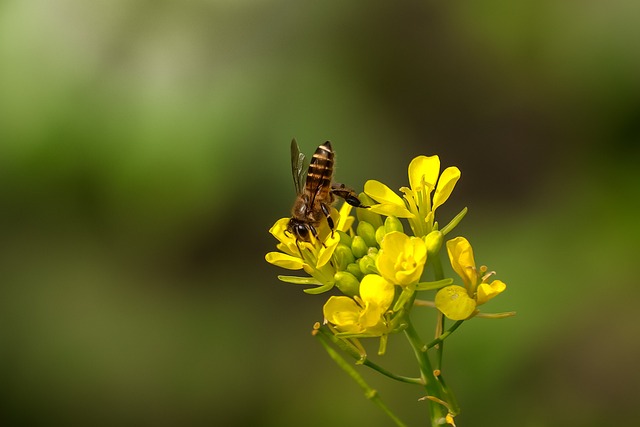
[265, 203, 355, 293]
[447, 236, 478, 291]
[376, 231, 427, 286]
[323, 274, 394, 336]
[364, 155, 460, 237]
[409, 155, 460, 216]
[435, 237, 507, 320]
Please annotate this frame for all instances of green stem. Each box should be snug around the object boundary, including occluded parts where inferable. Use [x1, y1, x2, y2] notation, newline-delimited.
[317, 326, 423, 385]
[425, 320, 464, 350]
[430, 253, 446, 370]
[404, 320, 448, 426]
[431, 253, 445, 280]
[435, 312, 445, 370]
[362, 359, 423, 386]
[315, 332, 408, 427]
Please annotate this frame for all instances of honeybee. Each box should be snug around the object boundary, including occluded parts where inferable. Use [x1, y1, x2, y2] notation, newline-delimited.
[287, 139, 366, 243]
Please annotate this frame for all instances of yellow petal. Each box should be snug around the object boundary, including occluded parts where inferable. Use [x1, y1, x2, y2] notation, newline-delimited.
[265, 252, 305, 270]
[405, 234, 427, 263]
[476, 280, 506, 305]
[364, 180, 405, 206]
[338, 215, 355, 232]
[269, 218, 301, 255]
[375, 251, 398, 284]
[323, 296, 362, 333]
[276, 242, 297, 257]
[435, 285, 477, 320]
[358, 301, 387, 333]
[364, 180, 414, 218]
[337, 203, 355, 231]
[408, 155, 440, 191]
[433, 166, 461, 212]
[380, 230, 407, 255]
[368, 203, 414, 218]
[359, 274, 394, 311]
[446, 237, 477, 289]
[376, 232, 406, 282]
[269, 218, 294, 243]
[316, 232, 340, 267]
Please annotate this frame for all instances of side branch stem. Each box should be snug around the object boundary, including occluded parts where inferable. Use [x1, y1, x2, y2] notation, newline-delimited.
[425, 320, 464, 350]
[317, 327, 423, 385]
[315, 332, 408, 427]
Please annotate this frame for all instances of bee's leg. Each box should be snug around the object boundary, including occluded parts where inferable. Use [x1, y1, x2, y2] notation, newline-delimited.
[320, 203, 335, 238]
[308, 224, 327, 248]
[331, 183, 369, 208]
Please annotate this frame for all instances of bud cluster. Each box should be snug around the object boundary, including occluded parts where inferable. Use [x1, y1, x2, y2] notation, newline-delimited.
[333, 206, 406, 297]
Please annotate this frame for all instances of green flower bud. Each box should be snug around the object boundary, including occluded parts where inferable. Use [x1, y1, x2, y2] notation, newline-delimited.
[334, 271, 361, 297]
[346, 262, 364, 280]
[425, 230, 444, 256]
[357, 192, 384, 229]
[358, 254, 378, 275]
[333, 243, 356, 271]
[351, 235, 369, 259]
[367, 248, 379, 266]
[375, 225, 386, 245]
[357, 221, 377, 248]
[384, 216, 404, 234]
[337, 230, 352, 247]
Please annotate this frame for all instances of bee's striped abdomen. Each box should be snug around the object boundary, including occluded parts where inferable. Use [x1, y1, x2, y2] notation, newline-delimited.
[305, 141, 334, 199]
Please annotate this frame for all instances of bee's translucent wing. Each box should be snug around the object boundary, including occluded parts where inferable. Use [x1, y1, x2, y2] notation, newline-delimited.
[290, 138, 307, 195]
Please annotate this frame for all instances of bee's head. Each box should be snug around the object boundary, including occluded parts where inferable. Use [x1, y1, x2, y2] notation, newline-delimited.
[286, 218, 313, 242]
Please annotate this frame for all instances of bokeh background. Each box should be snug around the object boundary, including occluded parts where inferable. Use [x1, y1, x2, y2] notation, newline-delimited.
[1, 1, 639, 426]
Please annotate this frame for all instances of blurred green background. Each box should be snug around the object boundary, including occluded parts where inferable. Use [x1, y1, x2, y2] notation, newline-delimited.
[1, 0, 639, 426]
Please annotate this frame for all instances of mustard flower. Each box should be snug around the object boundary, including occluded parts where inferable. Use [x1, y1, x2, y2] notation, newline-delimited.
[323, 274, 394, 336]
[265, 203, 355, 293]
[376, 231, 427, 286]
[435, 237, 507, 320]
[364, 155, 461, 237]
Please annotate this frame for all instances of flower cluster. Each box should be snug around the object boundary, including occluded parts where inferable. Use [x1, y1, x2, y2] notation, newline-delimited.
[266, 154, 510, 343]
[266, 151, 515, 427]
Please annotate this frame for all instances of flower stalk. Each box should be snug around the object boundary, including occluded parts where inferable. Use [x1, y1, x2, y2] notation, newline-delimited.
[404, 320, 451, 425]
